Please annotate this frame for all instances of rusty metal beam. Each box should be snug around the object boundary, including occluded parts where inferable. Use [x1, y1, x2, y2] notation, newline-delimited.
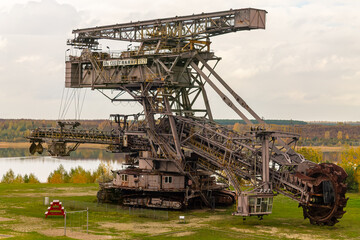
[68, 8, 266, 48]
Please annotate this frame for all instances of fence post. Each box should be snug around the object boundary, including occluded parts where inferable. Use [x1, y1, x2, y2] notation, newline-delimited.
[86, 207, 89, 234]
[64, 210, 66, 236]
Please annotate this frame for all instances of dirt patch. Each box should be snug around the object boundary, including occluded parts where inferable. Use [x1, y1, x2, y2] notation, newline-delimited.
[7, 216, 49, 232]
[215, 209, 227, 212]
[256, 226, 278, 234]
[230, 227, 256, 234]
[229, 226, 318, 240]
[99, 215, 227, 236]
[100, 222, 171, 235]
[198, 215, 227, 222]
[39, 228, 114, 240]
[255, 226, 320, 240]
[171, 231, 195, 237]
[0, 234, 14, 239]
[0, 217, 14, 222]
[280, 233, 317, 240]
[53, 187, 96, 192]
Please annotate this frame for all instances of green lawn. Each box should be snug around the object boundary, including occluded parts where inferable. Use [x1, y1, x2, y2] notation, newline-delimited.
[0, 183, 359, 239]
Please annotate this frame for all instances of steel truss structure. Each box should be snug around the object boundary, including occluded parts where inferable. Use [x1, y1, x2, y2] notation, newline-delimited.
[28, 8, 347, 225]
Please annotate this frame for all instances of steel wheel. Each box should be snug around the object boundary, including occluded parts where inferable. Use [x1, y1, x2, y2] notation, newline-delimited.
[302, 163, 348, 226]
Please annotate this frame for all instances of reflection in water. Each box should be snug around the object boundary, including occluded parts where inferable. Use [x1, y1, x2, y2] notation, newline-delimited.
[323, 151, 342, 163]
[0, 148, 126, 183]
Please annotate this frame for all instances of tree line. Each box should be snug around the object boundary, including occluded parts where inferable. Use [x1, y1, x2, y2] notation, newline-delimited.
[0, 119, 109, 142]
[1, 119, 360, 146]
[232, 122, 360, 146]
[1, 162, 113, 184]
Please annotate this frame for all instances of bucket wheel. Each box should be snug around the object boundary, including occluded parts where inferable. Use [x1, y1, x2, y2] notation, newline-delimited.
[302, 163, 348, 226]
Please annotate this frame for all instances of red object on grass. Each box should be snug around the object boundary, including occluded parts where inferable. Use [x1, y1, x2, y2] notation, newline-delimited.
[45, 200, 65, 218]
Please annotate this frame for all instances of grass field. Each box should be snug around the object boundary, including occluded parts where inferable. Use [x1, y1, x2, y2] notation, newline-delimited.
[0, 183, 359, 240]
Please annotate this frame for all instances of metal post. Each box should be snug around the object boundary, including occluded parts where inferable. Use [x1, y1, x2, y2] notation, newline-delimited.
[262, 134, 270, 190]
[64, 210, 66, 236]
[86, 207, 89, 234]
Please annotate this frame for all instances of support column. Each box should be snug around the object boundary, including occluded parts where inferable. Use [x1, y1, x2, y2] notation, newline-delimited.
[164, 95, 183, 162]
[261, 134, 270, 190]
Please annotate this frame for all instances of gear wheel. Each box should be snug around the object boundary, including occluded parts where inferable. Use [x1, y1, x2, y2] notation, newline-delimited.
[302, 163, 348, 226]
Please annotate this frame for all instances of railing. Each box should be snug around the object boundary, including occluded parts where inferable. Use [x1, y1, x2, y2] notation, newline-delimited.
[29, 128, 119, 144]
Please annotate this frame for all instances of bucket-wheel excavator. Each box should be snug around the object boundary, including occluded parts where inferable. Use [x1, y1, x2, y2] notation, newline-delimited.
[28, 8, 348, 225]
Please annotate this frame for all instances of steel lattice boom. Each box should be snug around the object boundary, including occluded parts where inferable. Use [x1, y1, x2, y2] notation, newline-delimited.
[68, 8, 266, 48]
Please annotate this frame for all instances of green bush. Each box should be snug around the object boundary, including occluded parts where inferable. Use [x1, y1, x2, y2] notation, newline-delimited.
[1, 169, 15, 183]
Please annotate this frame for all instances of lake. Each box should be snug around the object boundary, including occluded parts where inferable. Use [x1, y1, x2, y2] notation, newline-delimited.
[0, 147, 342, 183]
[0, 148, 125, 182]
[322, 151, 342, 163]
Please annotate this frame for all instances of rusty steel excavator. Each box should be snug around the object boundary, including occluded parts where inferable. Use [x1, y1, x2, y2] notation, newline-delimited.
[28, 8, 348, 225]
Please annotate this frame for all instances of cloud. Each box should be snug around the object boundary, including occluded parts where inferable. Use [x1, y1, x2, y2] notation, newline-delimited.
[0, 36, 7, 51]
[0, 0, 360, 121]
[0, 0, 80, 35]
[15, 55, 40, 63]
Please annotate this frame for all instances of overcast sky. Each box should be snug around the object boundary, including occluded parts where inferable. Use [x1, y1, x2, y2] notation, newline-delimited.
[0, 0, 359, 121]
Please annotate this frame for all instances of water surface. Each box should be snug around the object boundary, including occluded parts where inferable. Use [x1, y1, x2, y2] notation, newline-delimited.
[0, 148, 125, 182]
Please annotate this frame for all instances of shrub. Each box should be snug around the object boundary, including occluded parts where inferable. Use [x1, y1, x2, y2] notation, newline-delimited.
[14, 174, 24, 183]
[28, 173, 40, 184]
[339, 146, 360, 192]
[48, 173, 64, 184]
[95, 161, 113, 183]
[47, 164, 69, 183]
[297, 147, 323, 163]
[340, 164, 359, 192]
[69, 166, 88, 183]
[24, 174, 29, 183]
[1, 169, 15, 183]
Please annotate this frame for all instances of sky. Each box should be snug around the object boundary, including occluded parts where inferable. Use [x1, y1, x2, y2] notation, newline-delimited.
[0, 0, 359, 121]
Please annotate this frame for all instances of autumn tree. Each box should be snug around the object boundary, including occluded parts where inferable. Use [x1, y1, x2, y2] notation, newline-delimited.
[233, 122, 241, 132]
[340, 146, 360, 192]
[47, 164, 69, 183]
[337, 131, 343, 140]
[324, 131, 330, 139]
[69, 166, 89, 183]
[297, 147, 323, 163]
[13, 174, 24, 183]
[28, 173, 40, 184]
[95, 161, 113, 183]
[1, 169, 15, 183]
